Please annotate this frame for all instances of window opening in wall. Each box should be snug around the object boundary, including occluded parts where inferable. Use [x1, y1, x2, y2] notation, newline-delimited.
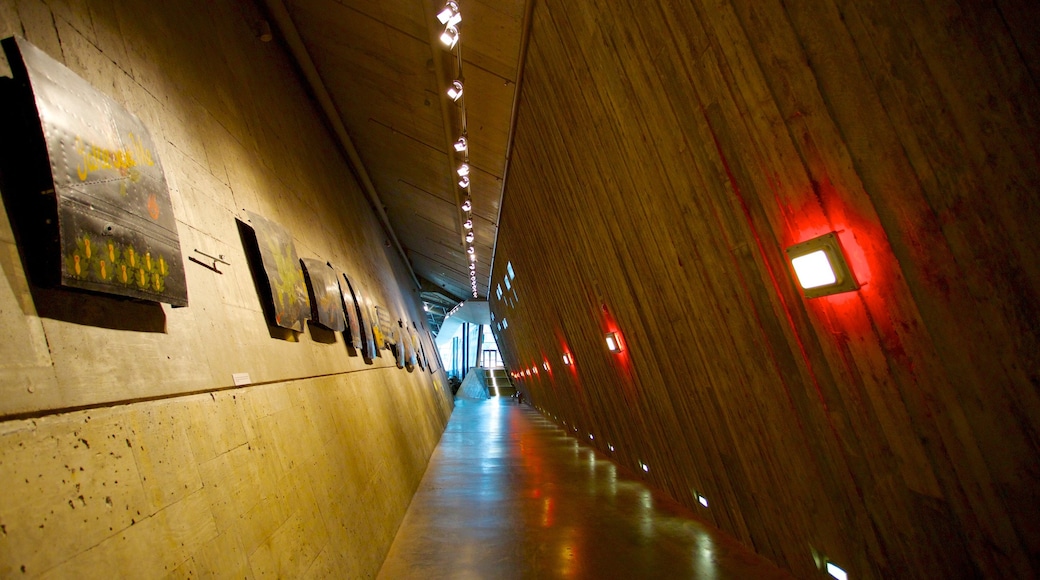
[504, 276, 511, 290]
[496, 284, 503, 300]
[507, 261, 515, 279]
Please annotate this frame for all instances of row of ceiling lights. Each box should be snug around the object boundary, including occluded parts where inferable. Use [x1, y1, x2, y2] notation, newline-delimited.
[437, 1, 480, 299]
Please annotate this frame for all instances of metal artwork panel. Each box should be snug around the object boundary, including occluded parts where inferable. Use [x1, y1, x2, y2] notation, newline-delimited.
[1, 37, 187, 305]
[375, 305, 394, 348]
[339, 272, 362, 352]
[408, 325, 421, 369]
[343, 275, 378, 360]
[243, 211, 309, 332]
[395, 323, 406, 369]
[301, 258, 345, 331]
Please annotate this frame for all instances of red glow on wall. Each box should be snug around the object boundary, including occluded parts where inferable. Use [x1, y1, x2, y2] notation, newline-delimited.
[600, 304, 635, 389]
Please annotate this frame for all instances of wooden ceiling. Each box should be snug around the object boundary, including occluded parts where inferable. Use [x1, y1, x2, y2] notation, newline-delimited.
[277, 0, 527, 303]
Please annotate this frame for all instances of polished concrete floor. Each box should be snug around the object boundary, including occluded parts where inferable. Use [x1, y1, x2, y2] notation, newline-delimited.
[378, 398, 793, 579]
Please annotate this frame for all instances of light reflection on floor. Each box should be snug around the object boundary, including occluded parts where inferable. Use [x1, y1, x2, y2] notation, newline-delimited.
[378, 398, 792, 579]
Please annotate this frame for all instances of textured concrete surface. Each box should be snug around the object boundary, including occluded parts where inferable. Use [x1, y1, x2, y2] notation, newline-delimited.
[379, 398, 793, 579]
[0, 1, 452, 576]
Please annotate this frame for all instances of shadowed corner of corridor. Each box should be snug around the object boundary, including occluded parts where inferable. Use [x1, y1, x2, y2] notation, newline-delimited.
[377, 397, 793, 579]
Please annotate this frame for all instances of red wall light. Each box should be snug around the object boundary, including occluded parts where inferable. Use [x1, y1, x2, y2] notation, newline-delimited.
[605, 332, 623, 353]
[562, 353, 572, 365]
[786, 232, 859, 298]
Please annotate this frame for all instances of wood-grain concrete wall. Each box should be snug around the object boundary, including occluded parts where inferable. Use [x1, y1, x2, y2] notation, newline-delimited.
[492, 1, 1040, 578]
[0, 0, 452, 576]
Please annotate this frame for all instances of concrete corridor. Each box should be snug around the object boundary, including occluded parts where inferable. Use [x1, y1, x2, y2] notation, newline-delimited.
[378, 398, 793, 579]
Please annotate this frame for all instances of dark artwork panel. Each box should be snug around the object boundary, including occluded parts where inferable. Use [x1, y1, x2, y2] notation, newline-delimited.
[338, 272, 362, 352]
[0, 37, 187, 306]
[411, 323, 426, 370]
[301, 258, 345, 332]
[394, 323, 406, 369]
[242, 211, 309, 332]
[343, 274, 378, 361]
[408, 325, 422, 369]
[402, 322, 417, 369]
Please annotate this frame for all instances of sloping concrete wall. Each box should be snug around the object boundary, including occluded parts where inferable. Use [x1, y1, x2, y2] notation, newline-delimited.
[0, 0, 452, 576]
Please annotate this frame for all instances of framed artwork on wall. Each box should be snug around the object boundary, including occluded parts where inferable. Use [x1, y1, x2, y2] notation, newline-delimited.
[300, 258, 346, 332]
[0, 36, 187, 306]
[240, 211, 310, 332]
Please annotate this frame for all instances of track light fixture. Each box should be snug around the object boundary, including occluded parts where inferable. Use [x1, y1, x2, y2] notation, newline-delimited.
[457, 163, 470, 177]
[437, 1, 462, 26]
[469, 263, 475, 270]
[463, 219, 473, 229]
[447, 80, 463, 101]
[467, 246, 475, 255]
[465, 231, 474, 243]
[454, 135, 468, 152]
[458, 175, 470, 188]
[469, 254, 476, 262]
[461, 199, 472, 212]
[440, 25, 459, 49]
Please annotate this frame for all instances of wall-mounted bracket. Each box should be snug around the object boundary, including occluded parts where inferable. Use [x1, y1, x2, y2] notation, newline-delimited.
[190, 248, 230, 274]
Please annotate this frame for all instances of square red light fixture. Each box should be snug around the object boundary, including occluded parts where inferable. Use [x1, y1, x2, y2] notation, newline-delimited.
[785, 232, 859, 298]
[605, 332, 623, 353]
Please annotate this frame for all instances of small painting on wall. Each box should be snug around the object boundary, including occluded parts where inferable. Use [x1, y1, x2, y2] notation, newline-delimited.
[301, 258, 345, 332]
[0, 36, 187, 306]
[241, 211, 310, 332]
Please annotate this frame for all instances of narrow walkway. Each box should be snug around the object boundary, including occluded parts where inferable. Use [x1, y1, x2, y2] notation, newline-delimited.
[378, 398, 792, 579]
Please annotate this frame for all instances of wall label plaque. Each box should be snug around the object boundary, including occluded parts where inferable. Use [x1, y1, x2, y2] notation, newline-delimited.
[0, 36, 187, 306]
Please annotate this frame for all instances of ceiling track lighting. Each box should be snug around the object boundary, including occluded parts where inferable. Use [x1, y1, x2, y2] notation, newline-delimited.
[447, 80, 463, 101]
[437, 1, 462, 26]
[440, 25, 460, 49]
[438, 1, 475, 301]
